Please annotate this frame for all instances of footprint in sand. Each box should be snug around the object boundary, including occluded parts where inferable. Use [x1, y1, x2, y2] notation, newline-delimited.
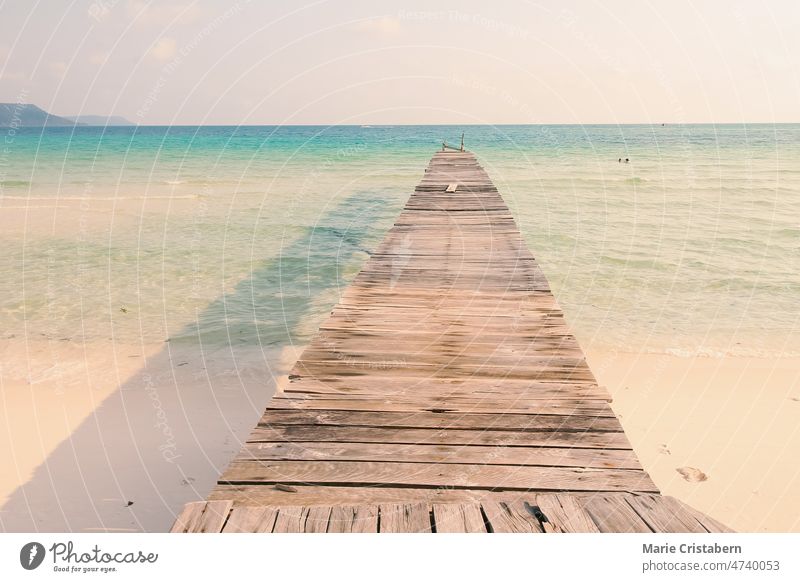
[658, 444, 671, 455]
[677, 467, 708, 482]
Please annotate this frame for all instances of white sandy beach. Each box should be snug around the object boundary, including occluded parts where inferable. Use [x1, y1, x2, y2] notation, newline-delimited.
[0, 339, 302, 532]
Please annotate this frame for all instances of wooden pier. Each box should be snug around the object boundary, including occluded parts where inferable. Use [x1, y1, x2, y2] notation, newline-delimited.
[172, 151, 731, 533]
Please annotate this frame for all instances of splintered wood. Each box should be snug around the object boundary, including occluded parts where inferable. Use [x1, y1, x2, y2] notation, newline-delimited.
[172, 151, 731, 533]
[171, 494, 734, 533]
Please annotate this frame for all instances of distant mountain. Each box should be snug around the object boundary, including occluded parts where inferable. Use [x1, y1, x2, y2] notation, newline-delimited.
[65, 115, 135, 126]
[0, 103, 77, 127]
[0, 104, 134, 127]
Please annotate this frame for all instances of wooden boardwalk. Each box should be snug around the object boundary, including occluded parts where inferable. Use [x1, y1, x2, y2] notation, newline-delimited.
[172, 493, 730, 533]
[173, 151, 731, 532]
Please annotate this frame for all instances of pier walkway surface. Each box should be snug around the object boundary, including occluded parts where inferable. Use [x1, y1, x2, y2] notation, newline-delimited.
[172, 151, 731, 533]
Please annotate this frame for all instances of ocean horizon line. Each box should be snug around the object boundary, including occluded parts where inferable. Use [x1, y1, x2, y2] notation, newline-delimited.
[6, 121, 800, 129]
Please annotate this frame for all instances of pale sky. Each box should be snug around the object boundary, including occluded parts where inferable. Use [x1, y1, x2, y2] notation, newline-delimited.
[1, 0, 799, 124]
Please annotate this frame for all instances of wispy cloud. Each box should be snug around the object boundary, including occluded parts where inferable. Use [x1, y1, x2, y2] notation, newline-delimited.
[150, 37, 177, 61]
[89, 51, 109, 66]
[351, 17, 403, 37]
[49, 61, 68, 78]
[0, 71, 27, 82]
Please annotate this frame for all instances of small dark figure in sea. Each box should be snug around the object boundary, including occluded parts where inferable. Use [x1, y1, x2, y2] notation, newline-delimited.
[618, 158, 621, 163]
[625, 158, 630, 163]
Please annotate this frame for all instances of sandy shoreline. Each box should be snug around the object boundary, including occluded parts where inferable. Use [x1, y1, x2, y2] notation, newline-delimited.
[587, 350, 800, 533]
[1, 338, 798, 532]
[0, 339, 299, 532]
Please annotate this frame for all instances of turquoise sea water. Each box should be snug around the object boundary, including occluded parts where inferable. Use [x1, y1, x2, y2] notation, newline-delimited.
[2, 124, 799, 357]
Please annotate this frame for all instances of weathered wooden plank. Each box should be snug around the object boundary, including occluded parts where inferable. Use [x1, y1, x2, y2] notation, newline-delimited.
[535, 494, 600, 533]
[347, 281, 551, 292]
[310, 328, 579, 344]
[271, 506, 310, 533]
[237, 441, 644, 470]
[257, 409, 624, 433]
[186, 494, 731, 533]
[481, 500, 544, 533]
[247, 425, 634, 449]
[335, 288, 552, 304]
[323, 306, 564, 321]
[432, 503, 486, 533]
[304, 506, 333, 533]
[625, 494, 708, 534]
[222, 506, 279, 533]
[379, 503, 432, 533]
[268, 395, 616, 417]
[327, 505, 379, 533]
[297, 318, 586, 344]
[210, 484, 522, 507]
[582, 494, 653, 533]
[282, 377, 610, 401]
[296, 349, 588, 369]
[170, 500, 232, 533]
[291, 361, 596, 383]
[219, 460, 659, 493]
[326, 308, 569, 325]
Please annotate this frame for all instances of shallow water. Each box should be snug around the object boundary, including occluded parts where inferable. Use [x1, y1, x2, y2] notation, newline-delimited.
[2, 124, 799, 357]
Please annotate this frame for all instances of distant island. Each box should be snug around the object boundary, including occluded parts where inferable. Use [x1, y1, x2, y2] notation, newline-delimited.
[0, 103, 134, 127]
[0, 103, 75, 127]
[65, 115, 135, 126]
